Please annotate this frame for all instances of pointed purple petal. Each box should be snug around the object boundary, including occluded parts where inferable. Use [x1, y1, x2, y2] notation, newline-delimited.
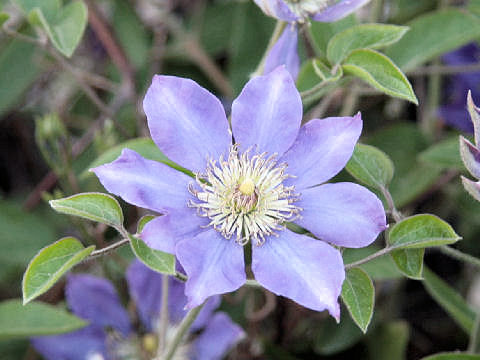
[176, 229, 246, 308]
[264, 26, 300, 79]
[312, 0, 371, 22]
[462, 176, 480, 202]
[192, 313, 244, 360]
[296, 182, 386, 248]
[31, 326, 107, 360]
[460, 136, 480, 179]
[143, 75, 231, 173]
[231, 66, 302, 156]
[281, 114, 362, 190]
[253, 0, 298, 21]
[92, 149, 191, 213]
[140, 208, 208, 254]
[252, 230, 344, 319]
[66, 274, 131, 336]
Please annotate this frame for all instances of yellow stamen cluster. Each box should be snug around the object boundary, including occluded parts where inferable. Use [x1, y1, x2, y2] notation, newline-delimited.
[188, 145, 301, 246]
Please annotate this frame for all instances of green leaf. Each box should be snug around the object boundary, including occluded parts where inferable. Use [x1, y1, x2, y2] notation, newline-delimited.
[421, 354, 480, 360]
[28, 1, 88, 57]
[387, 214, 461, 249]
[423, 267, 476, 334]
[386, 8, 480, 71]
[137, 215, 156, 233]
[0, 39, 41, 118]
[0, 299, 87, 339]
[49, 192, 124, 229]
[22, 237, 95, 305]
[346, 143, 394, 190]
[83, 138, 190, 178]
[129, 235, 175, 275]
[418, 136, 464, 170]
[327, 24, 409, 64]
[309, 14, 357, 55]
[342, 49, 417, 104]
[0, 12, 10, 26]
[390, 248, 424, 279]
[341, 268, 374, 333]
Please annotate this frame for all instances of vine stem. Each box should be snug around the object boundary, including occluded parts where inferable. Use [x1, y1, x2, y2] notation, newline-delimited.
[162, 302, 206, 360]
[87, 238, 130, 260]
[251, 20, 287, 78]
[157, 275, 170, 356]
[439, 246, 480, 269]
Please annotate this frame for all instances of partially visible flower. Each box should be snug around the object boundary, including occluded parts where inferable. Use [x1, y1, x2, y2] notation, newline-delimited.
[256, 0, 371, 77]
[439, 43, 480, 133]
[92, 66, 387, 320]
[460, 92, 480, 202]
[31, 260, 243, 360]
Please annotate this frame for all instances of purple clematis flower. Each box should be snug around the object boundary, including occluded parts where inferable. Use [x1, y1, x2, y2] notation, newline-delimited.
[256, 0, 371, 77]
[92, 66, 386, 320]
[31, 260, 243, 360]
[439, 43, 480, 133]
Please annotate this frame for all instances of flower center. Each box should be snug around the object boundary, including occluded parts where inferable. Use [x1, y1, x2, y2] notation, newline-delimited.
[188, 145, 301, 246]
[284, 0, 335, 20]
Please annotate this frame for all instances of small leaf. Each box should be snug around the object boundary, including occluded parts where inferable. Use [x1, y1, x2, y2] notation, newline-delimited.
[346, 143, 394, 190]
[129, 235, 175, 275]
[49, 192, 124, 229]
[387, 214, 461, 249]
[418, 136, 464, 170]
[0, 12, 10, 26]
[22, 237, 95, 305]
[342, 49, 417, 104]
[137, 215, 155, 233]
[28, 1, 88, 57]
[341, 268, 374, 333]
[386, 8, 480, 71]
[327, 24, 409, 64]
[309, 14, 357, 54]
[423, 267, 476, 334]
[421, 354, 480, 360]
[390, 248, 424, 279]
[0, 299, 87, 339]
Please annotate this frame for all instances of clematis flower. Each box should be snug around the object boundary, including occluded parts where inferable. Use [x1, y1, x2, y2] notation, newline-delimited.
[31, 260, 243, 360]
[439, 43, 480, 133]
[92, 66, 387, 320]
[255, 0, 371, 77]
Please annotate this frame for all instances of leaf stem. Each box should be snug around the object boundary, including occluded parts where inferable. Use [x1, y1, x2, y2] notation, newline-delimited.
[88, 238, 130, 259]
[380, 185, 403, 223]
[157, 275, 170, 356]
[251, 20, 287, 78]
[345, 247, 393, 270]
[162, 302, 206, 360]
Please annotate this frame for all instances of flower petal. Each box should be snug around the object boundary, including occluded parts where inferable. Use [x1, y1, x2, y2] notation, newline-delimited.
[231, 66, 302, 156]
[176, 229, 246, 308]
[264, 26, 300, 79]
[253, 0, 298, 21]
[66, 274, 131, 336]
[281, 114, 362, 190]
[191, 313, 244, 360]
[143, 75, 231, 172]
[140, 207, 208, 254]
[31, 326, 107, 360]
[92, 148, 191, 213]
[312, 0, 371, 22]
[252, 229, 344, 319]
[296, 182, 387, 248]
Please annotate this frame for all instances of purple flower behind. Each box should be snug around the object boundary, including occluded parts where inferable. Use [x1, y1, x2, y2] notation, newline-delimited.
[31, 261, 244, 360]
[92, 66, 387, 320]
[439, 43, 480, 133]
[257, 0, 371, 77]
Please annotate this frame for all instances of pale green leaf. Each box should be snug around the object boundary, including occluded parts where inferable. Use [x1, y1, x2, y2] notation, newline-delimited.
[327, 24, 408, 64]
[49, 192, 124, 228]
[0, 299, 87, 339]
[418, 136, 464, 170]
[386, 8, 480, 71]
[341, 268, 374, 333]
[421, 354, 480, 360]
[0, 12, 10, 26]
[346, 143, 394, 190]
[423, 267, 476, 334]
[390, 248, 424, 279]
[309, 14, 357, 54]
[387, 214, 461, 249]
[342, 49, 417, 104]
[22, 237, 95, 305]
[130, 235, 175, 275]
